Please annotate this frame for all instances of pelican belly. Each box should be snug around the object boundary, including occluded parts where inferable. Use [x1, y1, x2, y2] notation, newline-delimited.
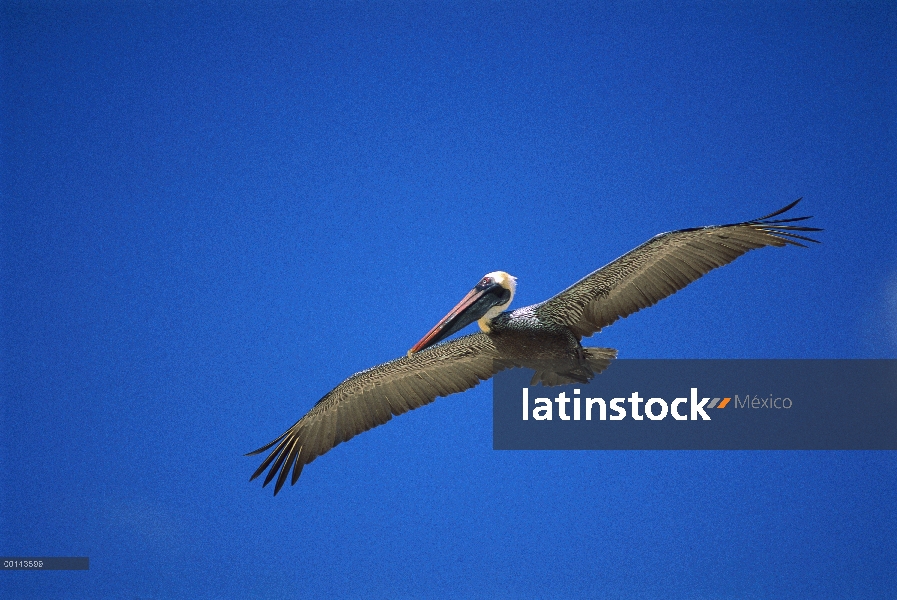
[488, 311, 612, 386]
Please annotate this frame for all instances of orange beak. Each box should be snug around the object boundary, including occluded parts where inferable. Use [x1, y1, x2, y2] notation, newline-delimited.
[408, 281, 508, 355]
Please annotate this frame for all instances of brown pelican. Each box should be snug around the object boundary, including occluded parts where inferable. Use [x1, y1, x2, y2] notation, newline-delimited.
[249, 199, 820, 494]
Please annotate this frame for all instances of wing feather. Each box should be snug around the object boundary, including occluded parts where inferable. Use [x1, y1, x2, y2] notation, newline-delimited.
[535, 199, 820, 338]
[247, 333, 505, 494]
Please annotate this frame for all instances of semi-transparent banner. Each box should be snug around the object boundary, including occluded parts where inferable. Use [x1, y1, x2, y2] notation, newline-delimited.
[493, 360, 897, 450]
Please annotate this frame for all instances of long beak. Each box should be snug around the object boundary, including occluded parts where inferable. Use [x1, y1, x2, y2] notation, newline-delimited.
[408, 285, 500, 355]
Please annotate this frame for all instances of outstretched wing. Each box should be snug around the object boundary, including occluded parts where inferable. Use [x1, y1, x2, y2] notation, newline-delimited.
[535, 199, 821, 338]
[247, 333, 507, 494]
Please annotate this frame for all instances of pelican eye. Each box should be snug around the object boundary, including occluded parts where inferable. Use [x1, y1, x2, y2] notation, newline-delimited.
[477, 277, 494, 289]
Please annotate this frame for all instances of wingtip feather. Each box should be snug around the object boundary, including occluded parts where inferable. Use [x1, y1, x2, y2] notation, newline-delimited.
[753, 198, 803, 222]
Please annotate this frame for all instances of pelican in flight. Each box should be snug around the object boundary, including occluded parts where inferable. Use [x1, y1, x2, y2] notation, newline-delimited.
[249, 200, 820, 494]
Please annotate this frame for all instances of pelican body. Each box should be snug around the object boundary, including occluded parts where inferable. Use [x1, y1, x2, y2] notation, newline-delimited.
[249, 200, 820, 494]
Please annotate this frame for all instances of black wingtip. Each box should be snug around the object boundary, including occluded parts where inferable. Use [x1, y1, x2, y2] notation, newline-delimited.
[249, 457, 270, 482]
[263, 447, 291, 488]
[754, 198, 803, 222]
[291, 456, 305, 486]
[748, 198, 822, 246]
[273, 442, 301, 495]
[249, 435, 291, 482]
[245, 435, 284, 457]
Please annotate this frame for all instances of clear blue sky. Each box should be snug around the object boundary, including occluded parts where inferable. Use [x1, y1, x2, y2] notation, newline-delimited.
[2, 2, 895, 598]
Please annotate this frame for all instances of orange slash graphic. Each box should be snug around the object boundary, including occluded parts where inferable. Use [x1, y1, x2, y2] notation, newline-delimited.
[717, 397, 731, 409]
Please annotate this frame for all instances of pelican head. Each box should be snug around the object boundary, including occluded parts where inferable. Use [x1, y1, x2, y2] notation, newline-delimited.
[408, 270, 516, 355]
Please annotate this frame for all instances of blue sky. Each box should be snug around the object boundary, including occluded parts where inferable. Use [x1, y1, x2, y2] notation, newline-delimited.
[2, 2, 895, 598]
